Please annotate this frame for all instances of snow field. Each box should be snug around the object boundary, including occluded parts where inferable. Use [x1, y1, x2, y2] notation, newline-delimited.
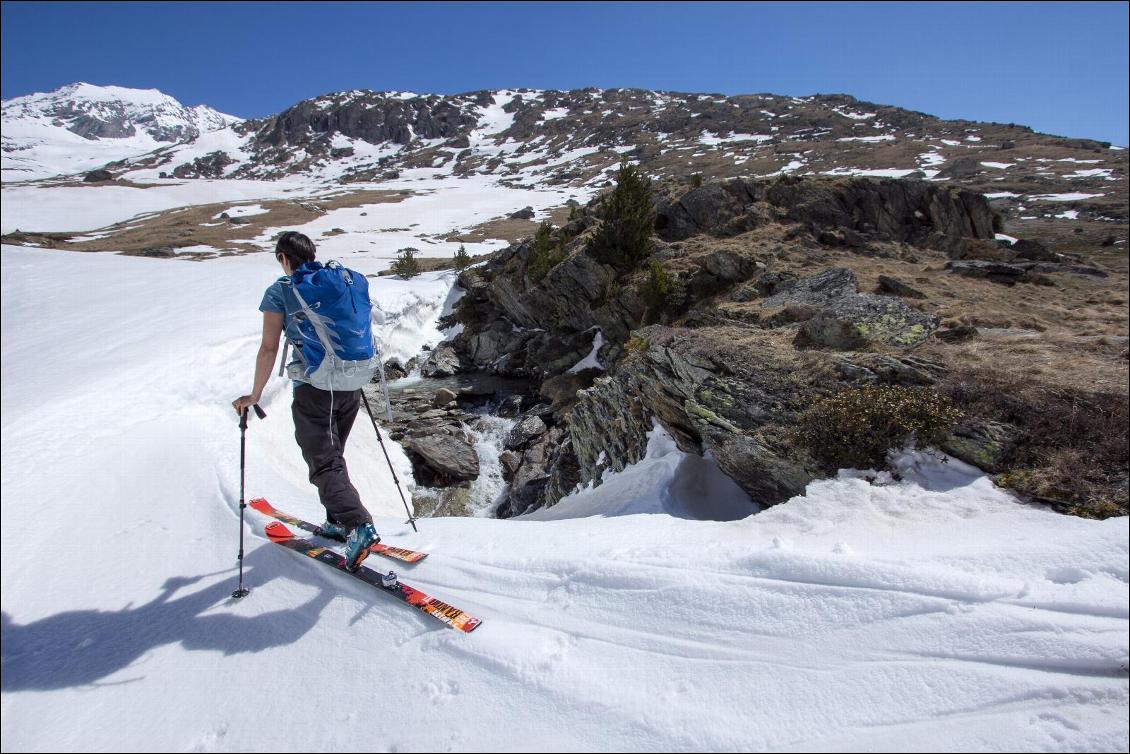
[3, 239, 1126, 751]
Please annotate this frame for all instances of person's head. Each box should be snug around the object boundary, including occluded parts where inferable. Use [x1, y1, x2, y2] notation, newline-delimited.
[275, 231, 316, 274]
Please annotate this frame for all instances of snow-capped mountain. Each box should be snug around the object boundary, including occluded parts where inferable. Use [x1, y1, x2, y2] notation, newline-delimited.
[1, 82, 240, 181]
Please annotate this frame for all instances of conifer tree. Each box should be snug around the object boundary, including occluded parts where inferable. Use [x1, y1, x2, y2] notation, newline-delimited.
[585, 160, 655, 269]
[393, 247, 420, 279]
[453, 244, 472, 270]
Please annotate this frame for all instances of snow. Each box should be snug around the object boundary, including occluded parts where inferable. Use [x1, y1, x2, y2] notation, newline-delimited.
[525, 421, 757, 521]
[1, 138, 1128, 751]
[831, 107, 877, 120]
[822, 167, 920, 178]
[1056, 209, 1080, 219]
[250, 173, 583, 260]
[759, 158, 806, 177]
[836, 134, 895, 142]
[981, 162, 1014, 169]
[214, 204, 268, 219]
[995, 233, 1019, 244]
[3, 236, 1126, 752]
[698, 131, 774, 145]
[1030, 192, 1105, 202]
[2, 83, 240, 182]
[984, 191, 1021, 199]
[1068, 168, 1116, 180]
[567, 328, 605, 373]
[0, 179, 319, 233]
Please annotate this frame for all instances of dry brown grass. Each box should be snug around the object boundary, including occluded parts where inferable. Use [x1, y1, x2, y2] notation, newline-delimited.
[940, 368, 1128, 517]
[0, 189, 415, 258]
[442, 205, 573, 246]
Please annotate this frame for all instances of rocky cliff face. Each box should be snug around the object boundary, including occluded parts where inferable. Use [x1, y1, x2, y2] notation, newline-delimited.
[443, 174, 1012, 516]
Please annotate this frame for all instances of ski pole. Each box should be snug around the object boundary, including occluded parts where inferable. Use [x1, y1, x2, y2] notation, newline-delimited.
[361, 390, 418, 532]
[233, 403, 267, 599]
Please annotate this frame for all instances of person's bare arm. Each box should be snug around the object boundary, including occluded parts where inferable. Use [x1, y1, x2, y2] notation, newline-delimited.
[232, 312, 285, 414]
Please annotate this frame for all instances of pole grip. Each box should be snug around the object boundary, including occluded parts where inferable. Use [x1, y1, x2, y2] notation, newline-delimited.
[253, 404, 267, 420]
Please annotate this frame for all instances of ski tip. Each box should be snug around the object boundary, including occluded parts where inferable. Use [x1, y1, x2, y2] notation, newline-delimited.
[249, 498, 273, 514]
[265, 521, 295, 542]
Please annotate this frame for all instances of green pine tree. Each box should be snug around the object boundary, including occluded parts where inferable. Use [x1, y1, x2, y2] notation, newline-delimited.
[392, 247, 421, 279]
[585, 160, 655, 269]
[528, 221, 565, 282]
[453, 244, 472, 270]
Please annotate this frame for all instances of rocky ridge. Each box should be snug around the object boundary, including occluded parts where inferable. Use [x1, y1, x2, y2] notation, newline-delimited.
[428, 173, 1127, 519]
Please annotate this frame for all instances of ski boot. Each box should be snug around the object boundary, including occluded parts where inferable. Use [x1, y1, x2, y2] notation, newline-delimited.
[343, 522, 380, 572]
[317, 520, 348, 542]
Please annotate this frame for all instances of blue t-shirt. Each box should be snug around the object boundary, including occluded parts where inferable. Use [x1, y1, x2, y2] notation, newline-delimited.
[259, 276, 305, 387]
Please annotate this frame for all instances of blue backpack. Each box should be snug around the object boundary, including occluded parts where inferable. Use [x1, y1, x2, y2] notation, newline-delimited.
[284, 260, 381, 391]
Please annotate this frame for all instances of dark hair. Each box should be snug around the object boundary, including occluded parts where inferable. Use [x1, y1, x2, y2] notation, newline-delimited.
[275, 231, 316, 269]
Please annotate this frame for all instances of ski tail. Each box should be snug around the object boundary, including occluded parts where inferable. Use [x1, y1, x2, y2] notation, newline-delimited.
[250, 499, 427, 562]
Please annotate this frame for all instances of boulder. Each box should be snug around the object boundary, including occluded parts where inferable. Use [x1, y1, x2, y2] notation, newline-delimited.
[382, 358, 408, 381]
[509, 206, 535, 220]
[761, 268, 857, 309]
[876, 275, 927, 299]
[937, 157, 982, 179]
[941, 420, 1020, 473]
[420, 345, 462, 377]
[935, 325, 979, 343]
[497, 394, 525, 417]
[432, 388, 458, 408]
[946, 260, 1029, 285]
[801, 294, 938, 349]
[402, 434, 480, 486]
[1011, 239, 1057, 262]
[506, 414, 547, 450]
[83, 169, 113, 182]
[499, 450, 521, 481]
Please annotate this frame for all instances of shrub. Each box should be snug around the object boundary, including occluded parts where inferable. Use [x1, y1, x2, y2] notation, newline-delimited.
[585, 160, 656, 269]
[528, 221, 565, 282]
[392, 247, 420, 279]
[690, 173, 704, 188]
[940, 369, 1128, 518]
[796, 385, 962, 471]
[625, 335, 651, 355]
[640, 260, 671, 321]
[453, 244, 472, 270]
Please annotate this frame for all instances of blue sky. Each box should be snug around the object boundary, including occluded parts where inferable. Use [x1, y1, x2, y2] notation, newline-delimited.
[3, 1, 1127, 144]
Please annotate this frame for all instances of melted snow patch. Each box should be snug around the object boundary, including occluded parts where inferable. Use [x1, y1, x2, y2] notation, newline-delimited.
[837, 134, 895, 142]
[699, 131, 774, 145]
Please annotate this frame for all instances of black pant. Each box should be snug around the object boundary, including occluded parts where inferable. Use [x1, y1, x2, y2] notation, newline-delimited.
[292, 384, 373, 529]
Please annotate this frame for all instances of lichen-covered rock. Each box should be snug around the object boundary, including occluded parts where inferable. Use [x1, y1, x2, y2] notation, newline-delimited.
[801, 294, 938, 349]
[941, 420, 1020, 473]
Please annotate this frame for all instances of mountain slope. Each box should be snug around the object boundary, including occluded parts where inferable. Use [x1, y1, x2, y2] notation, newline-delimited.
[1, 82, 240, 181]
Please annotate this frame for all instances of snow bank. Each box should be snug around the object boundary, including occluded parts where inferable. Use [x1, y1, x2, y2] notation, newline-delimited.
[1, 231, 1126, 752]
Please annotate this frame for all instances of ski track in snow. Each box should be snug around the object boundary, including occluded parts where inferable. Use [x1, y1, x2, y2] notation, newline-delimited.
[1, 164, 1128, 753]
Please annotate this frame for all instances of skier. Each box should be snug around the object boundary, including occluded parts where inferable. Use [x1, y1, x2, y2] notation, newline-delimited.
[232, 231, 380, 572]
